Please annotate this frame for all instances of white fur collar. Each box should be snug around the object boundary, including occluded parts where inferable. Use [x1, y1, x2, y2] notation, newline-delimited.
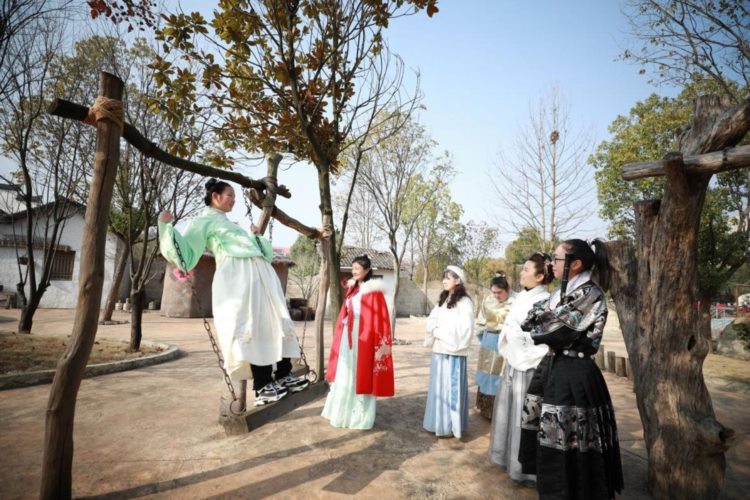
[347, 278, 389, 296]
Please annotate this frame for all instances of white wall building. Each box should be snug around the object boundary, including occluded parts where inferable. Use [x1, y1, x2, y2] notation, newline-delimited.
[0, 198, 121, 308]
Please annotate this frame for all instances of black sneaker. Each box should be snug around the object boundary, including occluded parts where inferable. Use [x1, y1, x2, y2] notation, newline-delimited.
[276, 374, 310, 393]
[254, 382, 288, 406]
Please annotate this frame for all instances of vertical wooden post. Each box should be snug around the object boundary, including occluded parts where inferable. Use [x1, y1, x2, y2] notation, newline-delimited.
[607, 351, 616, 374]
[40, 72, 123, 499]
[315, 237, 331, 379]
[615, 356, 627, 377]
[595, 346, 605, 370]
[255, 153, 282, 234]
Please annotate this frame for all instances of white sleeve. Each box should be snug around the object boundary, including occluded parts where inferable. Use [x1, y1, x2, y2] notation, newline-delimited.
[425, 305, 439, 347]
[436, 298, 474, 353]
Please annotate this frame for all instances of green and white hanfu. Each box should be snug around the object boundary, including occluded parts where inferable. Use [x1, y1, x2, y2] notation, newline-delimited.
[159, 207, 299, 380]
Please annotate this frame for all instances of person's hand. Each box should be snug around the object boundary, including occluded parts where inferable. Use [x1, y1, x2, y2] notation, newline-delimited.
[250, 224, 260, 235]
[159, 210, 173, 223]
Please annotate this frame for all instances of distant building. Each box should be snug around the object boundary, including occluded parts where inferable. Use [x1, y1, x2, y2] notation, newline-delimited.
[160, 250, 295, 318]
[0, 193, 121, 308]
[338, 246, 431, 317]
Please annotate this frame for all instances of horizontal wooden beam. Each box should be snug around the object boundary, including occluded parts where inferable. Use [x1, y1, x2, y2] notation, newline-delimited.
[47, 98, 290, 198]
[622, 144, 750, 180]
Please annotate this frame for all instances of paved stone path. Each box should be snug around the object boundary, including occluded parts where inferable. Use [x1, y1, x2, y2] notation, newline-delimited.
[0, 309, 747, 499]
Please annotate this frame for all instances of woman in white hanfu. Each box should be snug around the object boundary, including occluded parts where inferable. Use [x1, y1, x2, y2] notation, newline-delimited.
[423, 265, 474, 439]
[159, 178, 308, 407]
[488, 252, 553, 483]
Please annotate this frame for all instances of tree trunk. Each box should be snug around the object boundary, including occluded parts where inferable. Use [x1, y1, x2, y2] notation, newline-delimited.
[100, 236, 127, 323]
[40, 72, 123, 500]
[698, 291, 713, 348]
[17, 292, 41, 334]
[129, 289, 145, 352]
[390, 253, 400, 340]
[607, 94, 749, 499]
[317, 164, 342, 323]
[314, 237, 331, 379]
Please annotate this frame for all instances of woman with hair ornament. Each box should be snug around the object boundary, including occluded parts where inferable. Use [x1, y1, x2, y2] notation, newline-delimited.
[518, 239, 624, 500]
[158, 178, 308, 408]
[423, 265, 474, 438]
[489, 253, 553, 484]
[322, 254, 395, 429]
[475, 271, 517, 419]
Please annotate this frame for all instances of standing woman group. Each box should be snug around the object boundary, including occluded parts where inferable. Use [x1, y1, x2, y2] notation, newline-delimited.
[484, 241, 623, 500]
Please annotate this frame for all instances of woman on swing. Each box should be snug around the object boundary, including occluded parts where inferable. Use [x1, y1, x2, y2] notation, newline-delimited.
[159, 178, 308, 407]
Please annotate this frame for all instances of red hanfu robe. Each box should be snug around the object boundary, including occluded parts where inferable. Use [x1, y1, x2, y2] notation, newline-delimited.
[325, 279, 395, 397]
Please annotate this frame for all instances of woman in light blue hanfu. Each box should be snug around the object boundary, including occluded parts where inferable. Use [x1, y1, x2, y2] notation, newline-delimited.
[423, 265, 474, 438]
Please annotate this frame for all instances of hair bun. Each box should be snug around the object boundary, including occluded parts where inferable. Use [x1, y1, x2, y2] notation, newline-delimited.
[205, 178, 218, 190]
[496, 271, 506, 278]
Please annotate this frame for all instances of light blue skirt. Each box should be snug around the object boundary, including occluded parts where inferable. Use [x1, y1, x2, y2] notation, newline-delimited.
[423, 353, 469, 438]
[476, 331, 503, 396]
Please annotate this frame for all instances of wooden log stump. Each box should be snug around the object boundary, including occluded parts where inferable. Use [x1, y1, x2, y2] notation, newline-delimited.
[607, 351, 616, 373]
[595, 347, 605, 370]
[615, 356, 627, 378]
[625, 358, 632, 381]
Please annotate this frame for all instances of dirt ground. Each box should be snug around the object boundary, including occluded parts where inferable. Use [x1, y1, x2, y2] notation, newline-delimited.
[0, 331, 165, 374]
[0, 308, 748, 499]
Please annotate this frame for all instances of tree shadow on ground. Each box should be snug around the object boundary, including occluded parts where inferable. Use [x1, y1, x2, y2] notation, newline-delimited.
[80, 393, 470, 498]
[79, 433, 361, 499]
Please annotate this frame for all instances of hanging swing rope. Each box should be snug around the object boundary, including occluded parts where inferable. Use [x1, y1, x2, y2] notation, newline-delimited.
[171, 233, 244, 415]
[244, 190, 317, 383]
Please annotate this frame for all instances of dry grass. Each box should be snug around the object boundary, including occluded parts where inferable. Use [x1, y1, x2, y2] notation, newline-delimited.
[0, 331, 164, 374]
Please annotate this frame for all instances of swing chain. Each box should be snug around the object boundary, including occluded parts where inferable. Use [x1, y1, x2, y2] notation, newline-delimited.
[172, 232, 244, 415]
[297, 314, 317, 383]
[245, 187, 315, 382]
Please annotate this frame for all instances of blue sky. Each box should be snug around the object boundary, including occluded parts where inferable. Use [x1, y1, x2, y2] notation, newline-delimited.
[265, 0, 679, 251]
[2, 1, 680, 255]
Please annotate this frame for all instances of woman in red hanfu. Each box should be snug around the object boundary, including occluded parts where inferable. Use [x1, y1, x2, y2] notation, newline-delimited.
[322, 254, 395, 429]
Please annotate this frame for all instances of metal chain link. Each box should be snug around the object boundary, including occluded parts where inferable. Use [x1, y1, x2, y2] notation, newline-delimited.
[297, 315, 317, 383]
[243, 188, 315, 382]
[172, 232, 244, 415]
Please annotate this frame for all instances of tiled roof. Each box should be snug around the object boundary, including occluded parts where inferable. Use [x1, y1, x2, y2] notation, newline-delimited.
[340, 246, 394, 270]
[272, 249, 294, 266]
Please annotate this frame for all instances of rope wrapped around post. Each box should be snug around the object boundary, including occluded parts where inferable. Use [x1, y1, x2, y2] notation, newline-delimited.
[82, 96, 125, 133]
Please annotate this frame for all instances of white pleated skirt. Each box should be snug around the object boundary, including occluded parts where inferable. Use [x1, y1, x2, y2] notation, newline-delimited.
[321, 321, 376, 429]
[212, 256, 299, 379]
[488, 362, 536, 482]
[423, 353, 469, 438]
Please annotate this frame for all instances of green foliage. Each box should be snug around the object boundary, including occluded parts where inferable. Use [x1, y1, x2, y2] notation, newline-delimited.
[505, 227, 558, 265]
[590, 93, 689, 239]
[290, 235, 320, 276]
[591, 79, 750, 300]
[732, 321, 750, 350]
[461, 220, 500, 286]
[153, 1, 438, 169]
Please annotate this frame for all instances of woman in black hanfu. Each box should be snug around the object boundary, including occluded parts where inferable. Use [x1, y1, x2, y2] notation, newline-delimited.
[518, 239, 624, 500]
